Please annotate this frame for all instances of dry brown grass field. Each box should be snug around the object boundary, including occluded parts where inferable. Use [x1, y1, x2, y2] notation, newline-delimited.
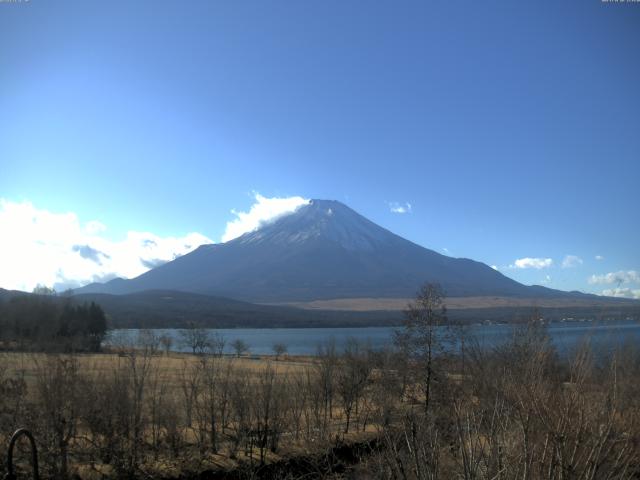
[0, 347, 386, 479]
[2, 351, 315, 385]
[2, 317, 640, 479]
[275, 296, 640, 311]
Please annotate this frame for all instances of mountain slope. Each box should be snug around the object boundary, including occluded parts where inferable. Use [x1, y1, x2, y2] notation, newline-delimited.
[71, 290, 399, 328]
[77, 200, 596, 302]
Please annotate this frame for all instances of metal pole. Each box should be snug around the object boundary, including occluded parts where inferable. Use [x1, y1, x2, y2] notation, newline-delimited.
[4, 428, 39, 480]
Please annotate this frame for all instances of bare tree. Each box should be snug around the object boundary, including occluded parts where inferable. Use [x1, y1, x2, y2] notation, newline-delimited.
[137, 329, 160, 355]
[252, 363, 286, 463]
[194, 354, 233, 454]
[316, 338, 338, 430]
[209, 332, 226, 356]
[180, 325, 212, 355]
[286, 371, 308, 441]
[179, 358, 201, 428]
[34, 355, 80, 479]
[395, 282, 447, 414]
[272, 342, 287, 360]
[146, 355, 170, 456]
[79, 358, 132, 475]
[369, 347, 402, 429]
[336, 338, 372, 433]
[159, 334, 173, 355]
[228, 368, 252, 459]
[126, 344, 156, 473]
[231, 339, 249, 358]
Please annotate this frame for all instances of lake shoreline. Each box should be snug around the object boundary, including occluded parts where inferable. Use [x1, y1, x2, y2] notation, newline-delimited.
[105, 319, 640, 356]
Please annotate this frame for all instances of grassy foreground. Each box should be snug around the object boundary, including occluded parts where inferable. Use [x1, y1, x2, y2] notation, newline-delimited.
[2, 320, 640, 479]
[0, 346, 386, 479]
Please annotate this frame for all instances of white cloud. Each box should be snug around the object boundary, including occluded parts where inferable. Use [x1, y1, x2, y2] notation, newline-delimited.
[601, 288, 640, 299]
[221, 193, 310, 242]
[84, 220, 107, 235]
[561, 255, 583, 269]
[588, 270, 640, 285]
[491, 265, 499, 271]
[0, 199, 212, 292]
[388, 202, 412, 214]
[595, 255, 604, 261]
[540, 275, 552, 285]
[512, 257, 554, 269]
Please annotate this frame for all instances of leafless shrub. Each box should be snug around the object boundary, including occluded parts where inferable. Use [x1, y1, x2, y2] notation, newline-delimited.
[273, 342, 288, 360]
[231, 339, 250, 357]
[32, 355, 81, 479]
[180, 326, 213, 355]
[336, 338, 372, 434]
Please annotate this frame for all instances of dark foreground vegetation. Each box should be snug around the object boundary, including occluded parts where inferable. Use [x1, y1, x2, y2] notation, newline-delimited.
[1, 285, 640, 479]
[0, 287, 401, 329]
[0, 287, 107, 352]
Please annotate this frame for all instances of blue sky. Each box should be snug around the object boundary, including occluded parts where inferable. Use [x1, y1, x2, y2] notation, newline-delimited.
[0, 0, 639, 296]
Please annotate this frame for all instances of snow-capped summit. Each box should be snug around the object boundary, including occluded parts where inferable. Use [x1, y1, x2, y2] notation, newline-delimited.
[77, 199, 585, 303]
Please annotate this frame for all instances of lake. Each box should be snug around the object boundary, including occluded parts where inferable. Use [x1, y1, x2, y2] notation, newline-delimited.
[106, 319, 640, 356]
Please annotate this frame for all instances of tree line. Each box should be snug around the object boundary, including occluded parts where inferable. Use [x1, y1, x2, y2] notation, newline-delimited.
[0, 287, 107, 352]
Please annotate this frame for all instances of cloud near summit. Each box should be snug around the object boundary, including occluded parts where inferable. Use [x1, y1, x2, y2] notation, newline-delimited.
[0, 199, 212, 292]
[221, 193, 310, 242]
[0, 195, 310, 291]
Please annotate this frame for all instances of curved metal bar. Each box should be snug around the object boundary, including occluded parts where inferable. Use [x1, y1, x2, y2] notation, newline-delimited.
[5, 428, 39, 480]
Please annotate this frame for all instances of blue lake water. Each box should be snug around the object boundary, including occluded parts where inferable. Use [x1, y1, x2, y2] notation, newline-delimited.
[107, 319, 640, 356]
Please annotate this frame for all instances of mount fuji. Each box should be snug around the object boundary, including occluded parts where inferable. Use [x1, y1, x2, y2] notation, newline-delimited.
[77, 200, 598, 305]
